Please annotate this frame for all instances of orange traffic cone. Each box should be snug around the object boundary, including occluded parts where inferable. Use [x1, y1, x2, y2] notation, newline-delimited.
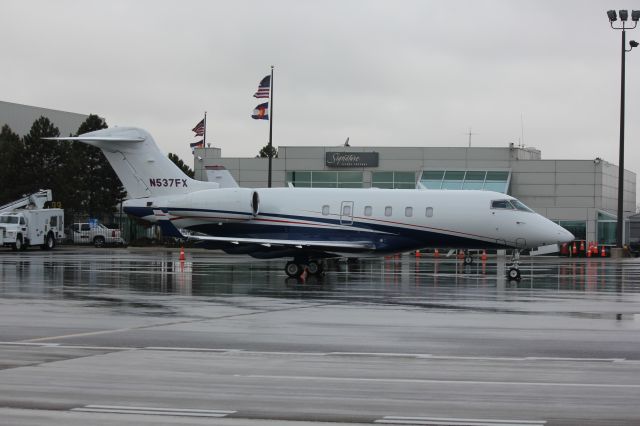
[481, 250, 487, 261]
[572, 242, 577, 255]
[457, 250, 465, 259]
[601, 246, 606, 257]
[434, 248, 440, 258]
[586, 245, 591, 258]
[579, 240, 585, 253]
[415, 250, 421, 257]
[179, 246, 186, 261]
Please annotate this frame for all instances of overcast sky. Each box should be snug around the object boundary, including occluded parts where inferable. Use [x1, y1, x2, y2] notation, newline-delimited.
[2, 0, 639, 175]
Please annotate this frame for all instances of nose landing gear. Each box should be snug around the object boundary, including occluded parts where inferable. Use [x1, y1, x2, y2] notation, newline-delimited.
[507, 250, 521, 280]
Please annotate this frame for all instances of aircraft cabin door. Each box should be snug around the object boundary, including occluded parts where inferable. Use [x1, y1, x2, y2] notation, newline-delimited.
[340, 201, 354, 225]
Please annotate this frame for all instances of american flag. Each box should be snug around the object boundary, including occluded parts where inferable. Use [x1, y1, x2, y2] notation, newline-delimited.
[253, 75, 271, 98]
[190, 140, 204, 149]
[192, 119, 205, 136]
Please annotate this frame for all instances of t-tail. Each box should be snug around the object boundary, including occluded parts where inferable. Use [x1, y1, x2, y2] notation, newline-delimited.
[45, 127, 218, 198]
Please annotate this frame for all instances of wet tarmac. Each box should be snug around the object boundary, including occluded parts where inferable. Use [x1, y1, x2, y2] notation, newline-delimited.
[0, 247, 639, 425]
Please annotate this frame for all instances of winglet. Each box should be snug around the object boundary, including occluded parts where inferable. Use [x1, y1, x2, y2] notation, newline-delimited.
[153, 210, 185, 239]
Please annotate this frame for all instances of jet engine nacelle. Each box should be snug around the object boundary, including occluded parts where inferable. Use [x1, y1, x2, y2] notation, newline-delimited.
[165, 188, 259, 223]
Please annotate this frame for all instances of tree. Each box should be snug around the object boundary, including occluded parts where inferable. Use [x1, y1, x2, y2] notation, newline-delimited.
[0, 124, 25, 204]
[72, 114, 126, 218]
[21, 117, 63, 199]
[168, 153, 194, 178]
[258, 144, 277, 158]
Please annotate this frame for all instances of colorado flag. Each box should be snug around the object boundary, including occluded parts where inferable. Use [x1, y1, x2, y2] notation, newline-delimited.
[251, 102, 269, 120]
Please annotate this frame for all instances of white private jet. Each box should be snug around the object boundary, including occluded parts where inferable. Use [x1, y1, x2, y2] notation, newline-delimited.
[49, 127, 574, 280]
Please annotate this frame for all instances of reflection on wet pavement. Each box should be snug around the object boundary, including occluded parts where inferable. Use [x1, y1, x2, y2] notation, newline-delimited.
[1, 250, 639, 312]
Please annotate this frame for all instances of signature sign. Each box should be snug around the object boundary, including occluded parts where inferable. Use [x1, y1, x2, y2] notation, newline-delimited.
[325, 152, 379, 168]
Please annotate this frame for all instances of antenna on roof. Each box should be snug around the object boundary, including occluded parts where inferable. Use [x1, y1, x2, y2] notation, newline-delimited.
[466, 127, 478, 147]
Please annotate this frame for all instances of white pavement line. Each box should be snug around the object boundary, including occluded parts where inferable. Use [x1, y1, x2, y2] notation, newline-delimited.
[235, 374, 640, 389]
[375, 416, 545, 426]
[21, 328, 136, 342]
[71, 405, 236, 418]
[524, 356, 624, 362]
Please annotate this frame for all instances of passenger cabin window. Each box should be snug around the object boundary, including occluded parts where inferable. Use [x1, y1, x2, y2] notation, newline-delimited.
[20, 217, 26, 225]
[385, 206, 392, 217]
[405, 207, 413, 217]
[364, 206, 372, 216]
[342, 205, 352, 216]
[322, 205, 330, 215]
[81, 224, 90, 231]
[426, 207, 433, 217]
[50, 216, 57, 227]
[491, 200, 513, 210]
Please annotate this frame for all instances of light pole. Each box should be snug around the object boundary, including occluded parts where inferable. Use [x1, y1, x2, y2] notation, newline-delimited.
[607, 9, 638, 248]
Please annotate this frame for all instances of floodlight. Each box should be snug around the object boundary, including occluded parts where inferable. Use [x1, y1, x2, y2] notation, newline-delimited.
[607, 10, 617, 21]
[619, 10, 629, 21]
[630, 40, 639, 48]
[632, 10, 640, 22]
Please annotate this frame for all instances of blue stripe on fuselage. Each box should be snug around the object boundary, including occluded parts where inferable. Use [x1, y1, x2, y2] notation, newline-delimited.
[123, 206, 510, 250]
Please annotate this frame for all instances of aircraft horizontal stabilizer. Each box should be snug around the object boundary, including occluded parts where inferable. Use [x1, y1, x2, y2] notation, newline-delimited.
[43, 136, 145, 143]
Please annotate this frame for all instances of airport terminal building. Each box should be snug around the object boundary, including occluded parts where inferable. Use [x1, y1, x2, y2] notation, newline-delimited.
[193, 144, 637, 246]
[0, 100, 89, 137]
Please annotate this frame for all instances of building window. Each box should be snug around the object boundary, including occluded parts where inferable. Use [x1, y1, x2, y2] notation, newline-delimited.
[405, 207, 413, 217]
[322, 205, 330, 215]
[286, 171, 363, 188]
[555, 220, 586, 241]
[597, 211, 617, 245]
[426, 207, 433, 217]
[420, 170, 510, 194]
[364, 206, 372, 216]
[372, 171, 416, 189]
[385, 206, 392, 217]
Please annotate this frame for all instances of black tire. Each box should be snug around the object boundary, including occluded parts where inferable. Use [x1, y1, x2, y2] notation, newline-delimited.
[464, 255, 474, 265]
[93, 236, 106, 248]
[41, 233, 55, 250]
[285, 261, 303, 278]
[12, 235, 23, 252]
[508, 267, 521, 280]
[307, 260, 324, 275]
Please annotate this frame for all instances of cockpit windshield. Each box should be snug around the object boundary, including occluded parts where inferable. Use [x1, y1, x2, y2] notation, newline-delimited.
[509, 199, 533, 212]
[491, 200, 513, 210]
[491, 199, 534, 212]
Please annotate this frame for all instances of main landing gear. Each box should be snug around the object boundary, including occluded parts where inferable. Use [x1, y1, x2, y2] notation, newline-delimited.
[285, 259, 325, 278]
[507, 250, 521, 281]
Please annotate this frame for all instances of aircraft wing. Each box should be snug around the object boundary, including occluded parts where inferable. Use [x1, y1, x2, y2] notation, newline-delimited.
[154, 210, 375, 251]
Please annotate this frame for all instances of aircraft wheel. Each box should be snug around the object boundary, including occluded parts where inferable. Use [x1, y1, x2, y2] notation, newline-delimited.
[307, 260, 324, 275]
[285, 261, 303, 278]
[507, 267, 521, 281]
[464, 255, 474, 265]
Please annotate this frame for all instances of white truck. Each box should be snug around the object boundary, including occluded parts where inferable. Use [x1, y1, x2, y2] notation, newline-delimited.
[0, 209, 65, 251]
[70, 222, 125, 247]
[0, 190, 65, 251]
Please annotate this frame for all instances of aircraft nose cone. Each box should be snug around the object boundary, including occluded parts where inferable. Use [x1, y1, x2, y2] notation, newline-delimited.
[557, 227, 574, 244]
